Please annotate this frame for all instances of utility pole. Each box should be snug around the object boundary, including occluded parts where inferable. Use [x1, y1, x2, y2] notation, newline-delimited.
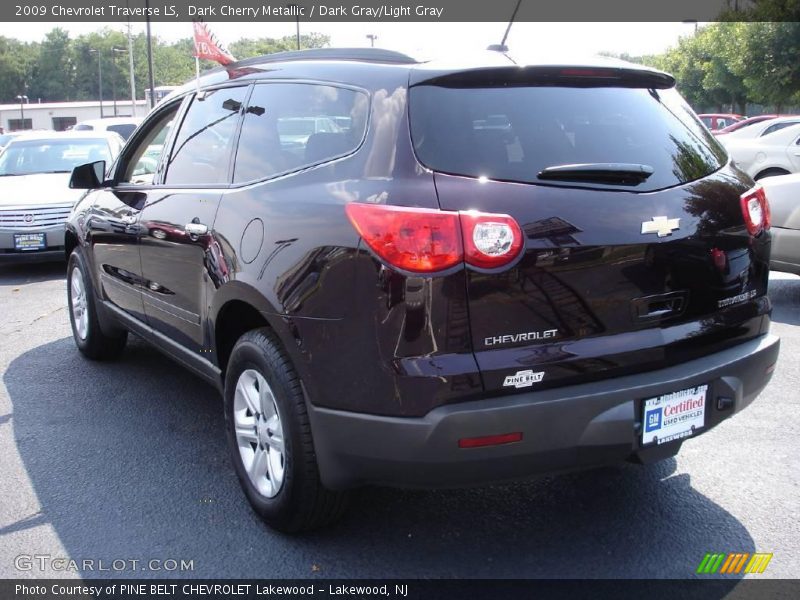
[287, 4, 300, 49]
[145, 0, 156, 110]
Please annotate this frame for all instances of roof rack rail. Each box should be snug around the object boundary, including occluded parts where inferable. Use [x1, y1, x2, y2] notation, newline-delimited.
[229, 48, 419, 69]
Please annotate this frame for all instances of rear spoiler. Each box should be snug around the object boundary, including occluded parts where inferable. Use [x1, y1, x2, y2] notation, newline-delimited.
[410, 65, 676, 89]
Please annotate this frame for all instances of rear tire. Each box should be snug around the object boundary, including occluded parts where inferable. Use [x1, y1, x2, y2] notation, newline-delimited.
[224, 327, 349, 532]
[67, 247, 127, 360]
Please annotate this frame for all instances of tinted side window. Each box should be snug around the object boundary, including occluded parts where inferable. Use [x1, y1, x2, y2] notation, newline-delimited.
[233, 83, 368, 184]
[165, 86, 248, 185]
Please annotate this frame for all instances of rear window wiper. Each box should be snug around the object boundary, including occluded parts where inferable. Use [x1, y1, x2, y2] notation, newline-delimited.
[538, 163, 654, 186]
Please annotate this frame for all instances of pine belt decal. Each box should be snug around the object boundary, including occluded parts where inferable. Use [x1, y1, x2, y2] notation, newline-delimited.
[503, 370, 545, 389]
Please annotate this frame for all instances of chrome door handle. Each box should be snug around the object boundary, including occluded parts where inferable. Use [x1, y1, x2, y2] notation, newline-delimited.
[185, 222, 208, 236]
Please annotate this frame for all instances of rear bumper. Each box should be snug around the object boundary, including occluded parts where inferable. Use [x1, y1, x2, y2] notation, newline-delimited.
[308, 334, 780, 490]
[0, 226, 65, 263]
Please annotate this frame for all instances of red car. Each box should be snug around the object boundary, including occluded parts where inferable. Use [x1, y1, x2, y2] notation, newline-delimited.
[698, 113, 744, 131]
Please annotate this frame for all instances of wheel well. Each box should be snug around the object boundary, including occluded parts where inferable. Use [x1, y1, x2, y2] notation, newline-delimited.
[215, 300, 271, 375]
[755, 167, 790, 181]
[64, 230, 78, 259]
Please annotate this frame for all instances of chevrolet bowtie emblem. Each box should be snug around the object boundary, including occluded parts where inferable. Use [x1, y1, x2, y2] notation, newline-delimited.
[641, 216, 680, 237]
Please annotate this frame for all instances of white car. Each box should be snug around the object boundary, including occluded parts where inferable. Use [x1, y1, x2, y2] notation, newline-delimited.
[718, 115, 800, 141]
[760, 173, 800, 274]
[723, 123, 800, 181]
[0, 130, 124, 262]
[73, 117, 142, 141]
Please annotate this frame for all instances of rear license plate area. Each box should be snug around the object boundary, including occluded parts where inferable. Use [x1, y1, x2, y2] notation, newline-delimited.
[641, 384, 708, 446]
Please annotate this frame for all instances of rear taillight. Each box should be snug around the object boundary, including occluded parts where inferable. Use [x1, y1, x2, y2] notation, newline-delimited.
[345, 204, 523, 273]
[740, 185, 771, 236]
[459, 211, 524, 269]
[345, 203, 462, 273]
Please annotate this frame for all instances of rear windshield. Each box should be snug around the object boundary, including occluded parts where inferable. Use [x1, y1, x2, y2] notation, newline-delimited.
[409, 85, 727, 192]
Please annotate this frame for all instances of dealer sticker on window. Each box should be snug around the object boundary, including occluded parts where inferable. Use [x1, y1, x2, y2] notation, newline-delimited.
[642, 384, 707, 446]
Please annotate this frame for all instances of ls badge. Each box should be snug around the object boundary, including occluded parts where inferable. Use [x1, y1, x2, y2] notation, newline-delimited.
[503, 370, 545, 389]
[641, 216, 680, 237]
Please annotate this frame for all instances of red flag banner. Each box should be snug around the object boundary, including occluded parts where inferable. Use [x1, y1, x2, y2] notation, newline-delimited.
[192, 21, 236, 66]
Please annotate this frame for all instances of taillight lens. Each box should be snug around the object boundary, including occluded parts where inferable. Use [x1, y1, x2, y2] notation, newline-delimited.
[460, 211, 524, 269]
[740, 185, 771, 236]
[345, 204, 524, 273]
[345, 203, 462, 273]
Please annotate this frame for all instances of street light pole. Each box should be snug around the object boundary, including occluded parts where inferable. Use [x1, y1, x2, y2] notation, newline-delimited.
[15, 95, 28, 129]
[126, 16, 137, 117]
[366, 34, 377, 47]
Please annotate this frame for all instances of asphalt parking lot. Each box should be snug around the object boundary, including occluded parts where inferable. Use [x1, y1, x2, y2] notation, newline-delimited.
[0, 262, 798, 580]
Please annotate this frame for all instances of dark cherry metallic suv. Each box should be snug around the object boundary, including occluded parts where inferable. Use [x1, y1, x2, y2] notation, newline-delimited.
[65, 48, 780, 532]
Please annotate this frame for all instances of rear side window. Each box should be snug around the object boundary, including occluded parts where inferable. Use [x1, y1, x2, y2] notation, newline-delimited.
[233, 83, 368, 184]
[409, 85, 727, 192]
[762, 122, 798, 137]
[165, 86, 248, 185]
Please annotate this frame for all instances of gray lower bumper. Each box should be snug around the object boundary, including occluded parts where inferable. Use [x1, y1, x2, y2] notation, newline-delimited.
[0, 226, 65, 262]
[308, 334, 780, 490]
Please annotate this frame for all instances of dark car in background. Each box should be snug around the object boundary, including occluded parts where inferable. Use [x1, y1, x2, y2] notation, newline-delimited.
[64, 48, 779, 532]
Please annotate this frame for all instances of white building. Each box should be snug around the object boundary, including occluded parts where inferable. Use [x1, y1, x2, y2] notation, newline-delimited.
[0, 99, 149, 132]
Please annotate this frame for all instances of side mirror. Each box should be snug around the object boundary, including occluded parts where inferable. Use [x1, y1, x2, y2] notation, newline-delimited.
[69, 160, 106, 189]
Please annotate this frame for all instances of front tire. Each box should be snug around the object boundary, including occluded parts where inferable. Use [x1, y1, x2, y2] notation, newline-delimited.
[224, 328, 349, 532]
[67, 248, 127, 360]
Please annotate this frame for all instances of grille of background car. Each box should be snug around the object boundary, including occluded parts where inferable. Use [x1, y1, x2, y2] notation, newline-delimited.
[0, 204, 74, 229]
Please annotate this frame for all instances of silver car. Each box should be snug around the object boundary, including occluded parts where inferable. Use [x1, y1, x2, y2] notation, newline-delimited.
[760, 172, 800, 274]
[0, 131, 123, 262]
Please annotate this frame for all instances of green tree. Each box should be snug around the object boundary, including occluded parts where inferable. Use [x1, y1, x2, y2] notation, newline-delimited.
[30, 28, 73, 101]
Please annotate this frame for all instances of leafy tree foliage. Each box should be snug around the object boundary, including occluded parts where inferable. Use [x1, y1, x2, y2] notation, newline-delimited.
[0, 28, 330, 103]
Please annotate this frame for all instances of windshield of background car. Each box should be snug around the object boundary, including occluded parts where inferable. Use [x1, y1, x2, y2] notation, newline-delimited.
[0, 139, 111, 176]
[409, 84, 727, 192]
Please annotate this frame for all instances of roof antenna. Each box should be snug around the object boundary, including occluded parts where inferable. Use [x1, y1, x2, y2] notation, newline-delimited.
[487, 0, 523, 52]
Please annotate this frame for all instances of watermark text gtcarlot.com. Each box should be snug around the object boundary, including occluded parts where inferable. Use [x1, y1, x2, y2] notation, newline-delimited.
[14, 554, 194, 572]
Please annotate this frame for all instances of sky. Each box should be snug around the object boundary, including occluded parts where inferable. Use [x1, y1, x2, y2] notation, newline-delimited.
[5, 21, 694, 58]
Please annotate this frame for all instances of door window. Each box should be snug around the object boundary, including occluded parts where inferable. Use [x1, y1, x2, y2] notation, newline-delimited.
[119, 103, 180, 185]
[232, 83, 368, 184]
[164, 86, 248, 185]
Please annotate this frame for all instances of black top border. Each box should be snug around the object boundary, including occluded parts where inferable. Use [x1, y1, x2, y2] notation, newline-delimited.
[3, 0, 799, 23]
